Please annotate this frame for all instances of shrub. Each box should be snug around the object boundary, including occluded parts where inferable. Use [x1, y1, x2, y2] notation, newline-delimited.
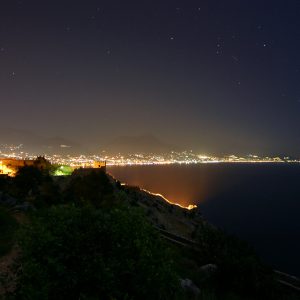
[16, 205, 179, 300]
[9, 166, 61, 207]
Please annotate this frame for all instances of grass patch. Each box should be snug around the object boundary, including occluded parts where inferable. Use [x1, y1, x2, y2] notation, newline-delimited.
[0, 207, 18, 257]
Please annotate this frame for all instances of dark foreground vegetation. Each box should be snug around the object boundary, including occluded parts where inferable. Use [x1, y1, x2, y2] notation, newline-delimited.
[0, 208, 18, 257]
[0, 166, 299, 299]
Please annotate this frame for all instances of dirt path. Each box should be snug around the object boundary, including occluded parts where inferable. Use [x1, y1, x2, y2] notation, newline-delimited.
[0, 245, 19, 297]
[0, 211, 26, 298]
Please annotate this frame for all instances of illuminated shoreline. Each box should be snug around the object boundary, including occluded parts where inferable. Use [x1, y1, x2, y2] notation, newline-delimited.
[106, 161, 298, 166]
[108, 172, 197, 211]
[140, 188, 197, 211]
[1, 146, 300, 168]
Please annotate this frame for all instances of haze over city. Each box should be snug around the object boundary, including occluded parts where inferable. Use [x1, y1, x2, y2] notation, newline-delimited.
[1, 1, 300, 156]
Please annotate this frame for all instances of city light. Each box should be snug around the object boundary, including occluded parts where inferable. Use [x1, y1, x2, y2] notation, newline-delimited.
[0, 143, 299, 173]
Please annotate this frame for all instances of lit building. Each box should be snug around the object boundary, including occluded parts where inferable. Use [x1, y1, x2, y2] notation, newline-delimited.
[93, 161, 106, 169]
[72, 161, 106, 176]
[0, 156, 51, 177]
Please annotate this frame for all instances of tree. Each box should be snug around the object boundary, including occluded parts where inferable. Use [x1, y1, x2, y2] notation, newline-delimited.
[13, 166, 45, 199]
[11, 166, 60, 206]
[64, 172, 115, 207]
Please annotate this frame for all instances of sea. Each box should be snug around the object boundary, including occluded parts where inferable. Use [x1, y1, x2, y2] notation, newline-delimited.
[107, 163, 300, 277]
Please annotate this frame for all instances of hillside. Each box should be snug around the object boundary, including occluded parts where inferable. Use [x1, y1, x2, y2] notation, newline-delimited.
[0, 169, 299, 299]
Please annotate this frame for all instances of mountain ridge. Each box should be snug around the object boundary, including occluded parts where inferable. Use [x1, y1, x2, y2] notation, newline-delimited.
[0, 127, 81, 155]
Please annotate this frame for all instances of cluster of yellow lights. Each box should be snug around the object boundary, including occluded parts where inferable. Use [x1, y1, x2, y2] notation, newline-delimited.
[1, 146, 300, 167]
[0, 161, 15, 176]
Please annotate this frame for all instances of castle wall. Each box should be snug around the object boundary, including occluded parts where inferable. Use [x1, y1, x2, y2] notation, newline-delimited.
[0, 157, 50, 176]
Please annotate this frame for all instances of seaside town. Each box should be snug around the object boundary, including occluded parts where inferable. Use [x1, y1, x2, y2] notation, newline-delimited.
[0, 143, 299, 177]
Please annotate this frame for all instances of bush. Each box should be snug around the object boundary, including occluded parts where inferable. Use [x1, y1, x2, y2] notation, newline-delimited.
[16, 205, 179, 300]
[13, 166, 45, 199]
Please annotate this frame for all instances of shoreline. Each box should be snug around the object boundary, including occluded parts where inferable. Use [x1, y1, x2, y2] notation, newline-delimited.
[108, 172, 197, 211]
[106, 161, 300, 166]
[108, 172, 300, 287]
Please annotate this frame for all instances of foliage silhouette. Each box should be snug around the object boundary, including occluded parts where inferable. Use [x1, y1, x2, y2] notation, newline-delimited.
[16, 205, 179, 300]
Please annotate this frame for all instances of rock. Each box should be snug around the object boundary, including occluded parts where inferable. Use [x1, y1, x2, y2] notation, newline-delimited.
[199, 264, 218, 280]
[180, 278, 200, 298]
[199, 263, 218, 273]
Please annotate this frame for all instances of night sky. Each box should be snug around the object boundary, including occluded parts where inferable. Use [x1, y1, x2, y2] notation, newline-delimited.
[1, 1, 300, 155]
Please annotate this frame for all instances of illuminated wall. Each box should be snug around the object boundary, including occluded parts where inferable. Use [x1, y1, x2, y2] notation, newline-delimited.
[0, 157, 50, 177]
[0, 160, 15, 176]
[93, 161, 106, 169]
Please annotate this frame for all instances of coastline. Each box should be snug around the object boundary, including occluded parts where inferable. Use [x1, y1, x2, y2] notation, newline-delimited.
[107, 172, 300, 292]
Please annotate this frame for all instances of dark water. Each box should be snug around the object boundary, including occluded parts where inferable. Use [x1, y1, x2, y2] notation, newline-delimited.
[108, 164, 300, 276]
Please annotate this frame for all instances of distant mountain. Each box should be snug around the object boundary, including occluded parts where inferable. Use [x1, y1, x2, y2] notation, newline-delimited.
[39, 136, 82, 155]
[0, 127, 82, 155]
[0, 127, 41, 146]
[0, 129, 179, 155]
[104, 134, 178, 154]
